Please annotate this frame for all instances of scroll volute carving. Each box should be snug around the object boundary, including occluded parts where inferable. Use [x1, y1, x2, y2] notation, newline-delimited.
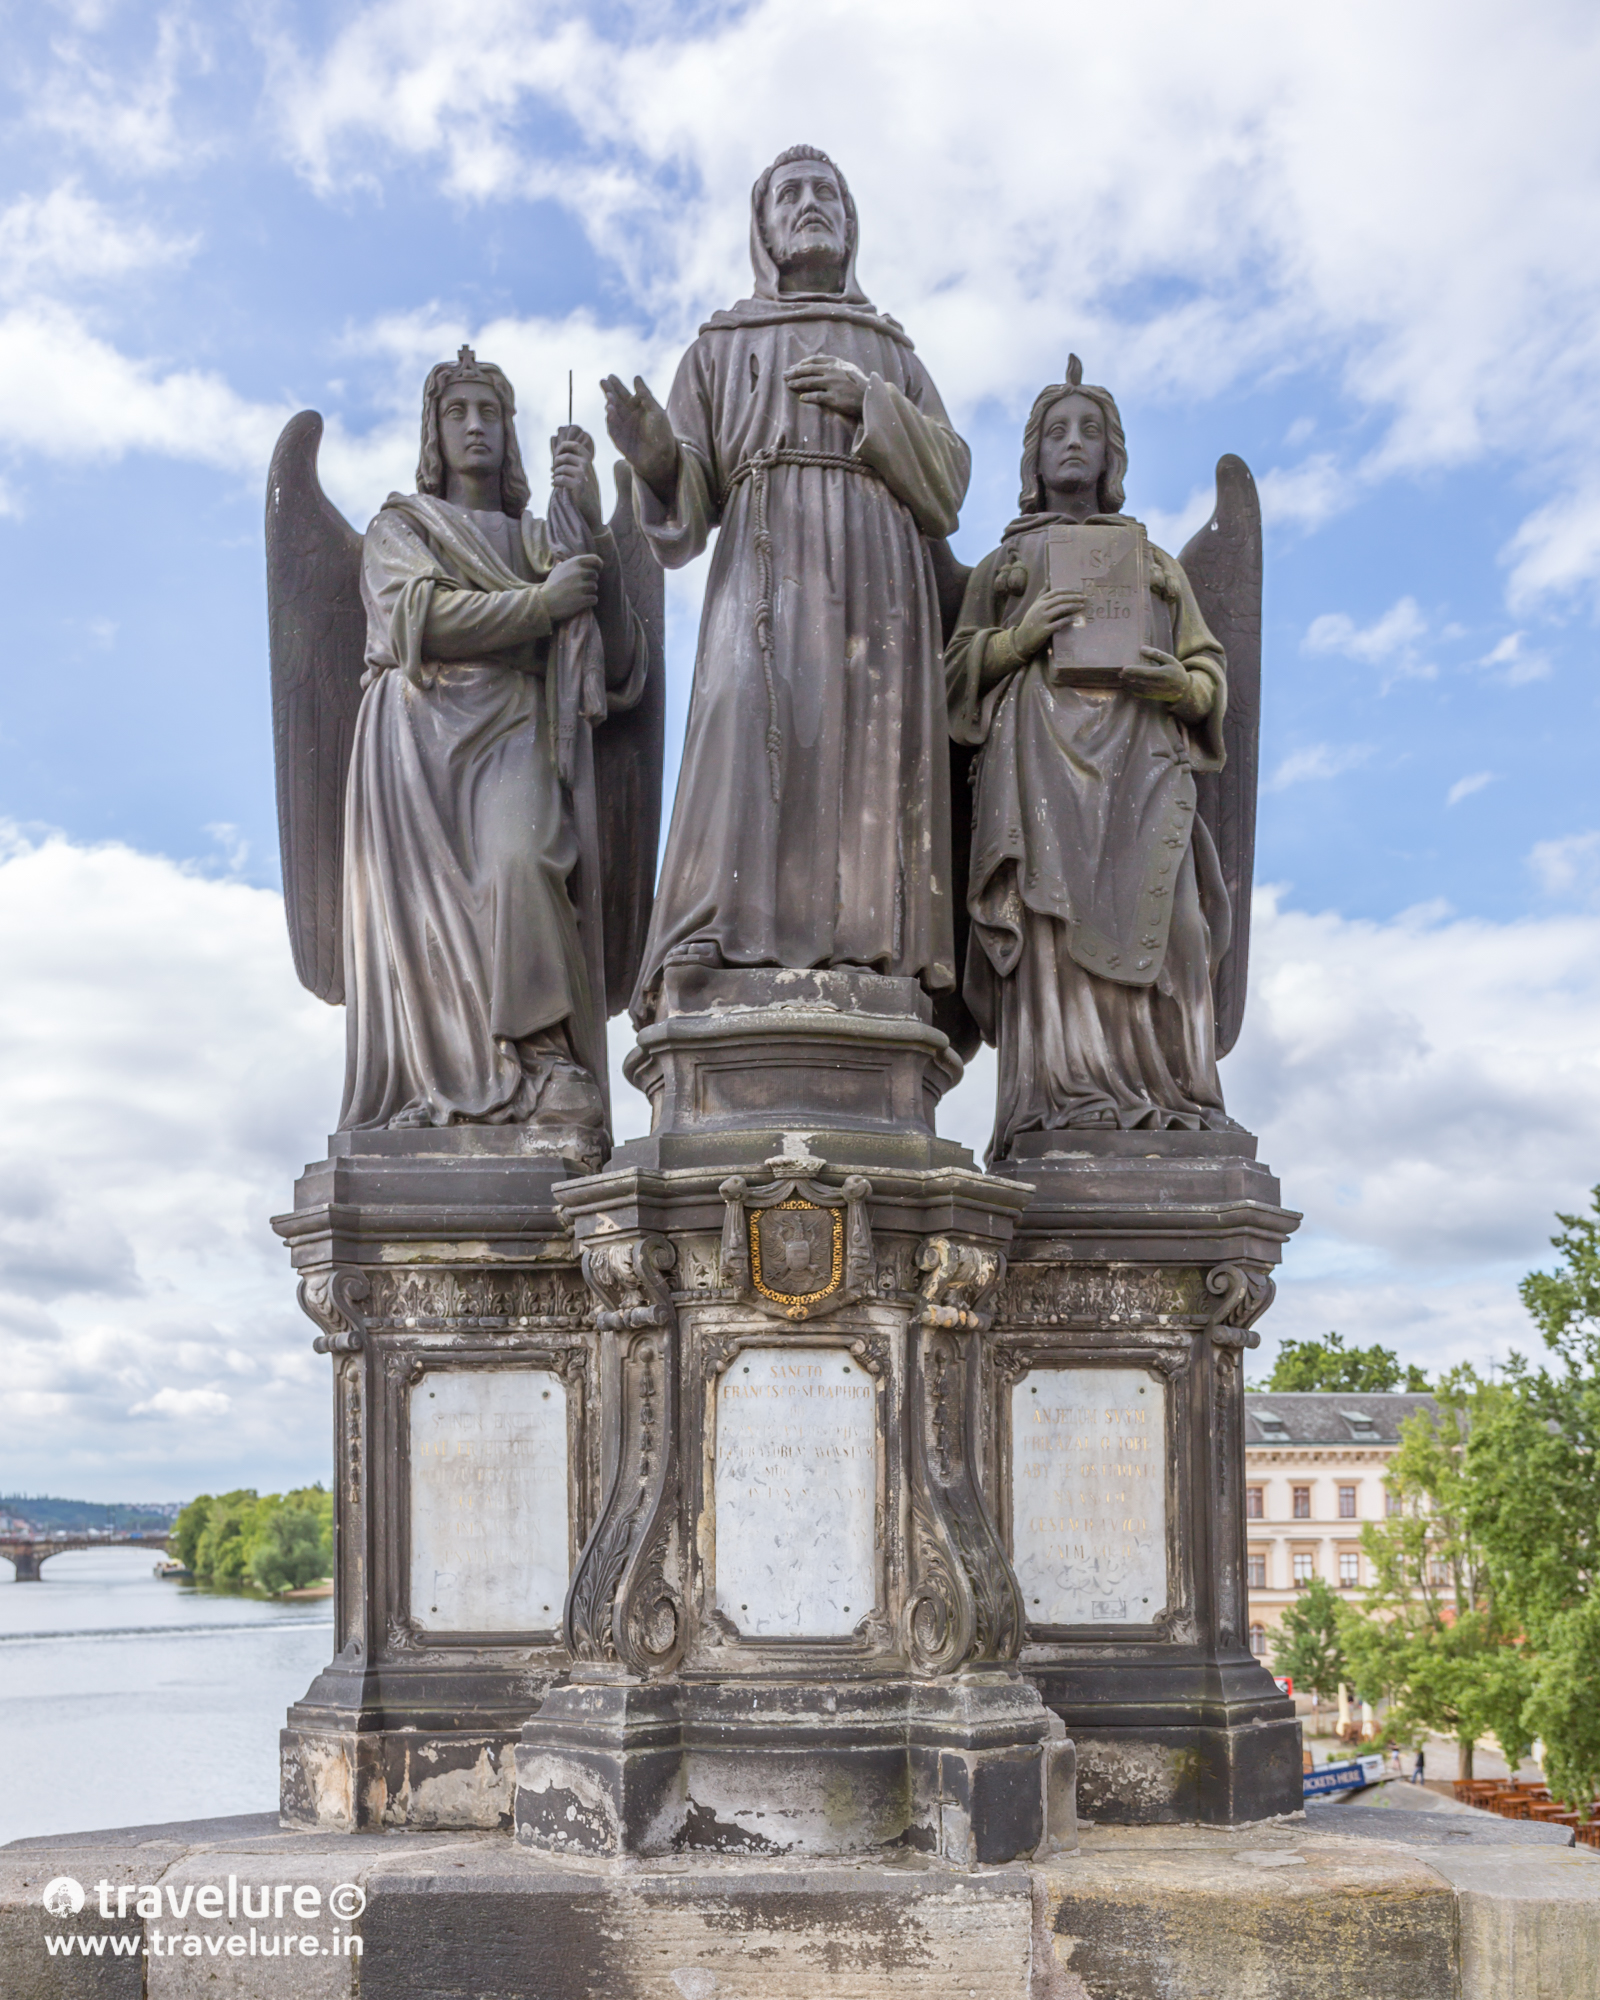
[905, 1237, 1022, 1676]
[300, 1265, 370, 1354]
[564, 1235, 685, 1677]
[1204, 1263, 1276, 1350]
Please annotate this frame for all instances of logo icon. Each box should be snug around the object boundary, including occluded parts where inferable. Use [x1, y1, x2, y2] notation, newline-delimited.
[328, 1882, 365, 1920]
[42, 1877, 85, 1916]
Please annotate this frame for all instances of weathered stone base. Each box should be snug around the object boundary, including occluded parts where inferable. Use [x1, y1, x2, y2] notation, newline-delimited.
[280, 1722, 519, 1834]
[1060, 1717, 1305, 1826]
[513, 1671, 1076, 1865]
[6, 1809, 1597, 2000]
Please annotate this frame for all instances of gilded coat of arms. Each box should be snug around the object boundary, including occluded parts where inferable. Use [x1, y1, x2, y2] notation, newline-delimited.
[719, 1151, 873, 1321]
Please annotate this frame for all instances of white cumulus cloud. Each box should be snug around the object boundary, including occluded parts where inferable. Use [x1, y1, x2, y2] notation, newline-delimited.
[1303, 596, 1435, 684]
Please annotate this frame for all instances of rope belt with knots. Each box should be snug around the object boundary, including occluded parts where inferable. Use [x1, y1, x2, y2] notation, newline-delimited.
[723, 445, 886, 803]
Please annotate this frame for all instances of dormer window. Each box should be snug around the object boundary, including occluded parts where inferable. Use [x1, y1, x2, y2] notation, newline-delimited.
[1254, 1412, 1290, 1441]
[1342, 1410, 1380, 1441]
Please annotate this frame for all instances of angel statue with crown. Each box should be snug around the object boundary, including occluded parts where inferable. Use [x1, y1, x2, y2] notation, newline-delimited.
[943, 358, 1263, 1163]
[263, 348, 664, 1165]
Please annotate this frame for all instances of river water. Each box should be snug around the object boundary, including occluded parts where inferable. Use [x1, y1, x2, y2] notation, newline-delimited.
[0, 1547, 333, 1846]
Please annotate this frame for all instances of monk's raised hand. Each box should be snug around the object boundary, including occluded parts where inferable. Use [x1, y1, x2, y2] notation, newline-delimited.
[1121, 646, 1192, 702]
[1013, 588, 1087, 660]
[784, 353, 868, 421]
[600, 374, 678, 505]
[544, 553, 602, 624]
[551, 426, 602, 531]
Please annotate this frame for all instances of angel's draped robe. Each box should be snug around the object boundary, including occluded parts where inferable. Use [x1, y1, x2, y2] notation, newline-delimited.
[630, 307, 969, 1018]
[341, 495, 646, 1132]
[946, 515, 1234, 1159]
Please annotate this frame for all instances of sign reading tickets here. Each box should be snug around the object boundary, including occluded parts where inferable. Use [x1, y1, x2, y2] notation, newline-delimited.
[410, 1368, 569, 1633]
[714, 1345, 877, 1637]
[1011, 1365, 1166, 1626]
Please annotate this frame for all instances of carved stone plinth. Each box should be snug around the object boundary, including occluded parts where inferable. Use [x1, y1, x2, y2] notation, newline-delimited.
[512, 972, 1073, 1863]
[620, 964, 966, 1170]
[985, 1129, 1303, 1823]
[515, 1672, 1074, 1864]
[271, 1129, 596, 1831]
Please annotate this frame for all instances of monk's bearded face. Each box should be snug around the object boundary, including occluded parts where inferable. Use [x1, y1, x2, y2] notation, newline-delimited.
[762, 162, 848, 286]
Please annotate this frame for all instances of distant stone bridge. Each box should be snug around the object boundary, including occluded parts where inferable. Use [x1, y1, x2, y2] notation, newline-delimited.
[0, 1532, 172, 1581]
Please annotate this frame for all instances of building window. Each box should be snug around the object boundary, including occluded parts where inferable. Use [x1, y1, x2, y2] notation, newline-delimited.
[1428, 1557, 1450, 1587]
[1247, 1553, 1267, 1589]
[1292, 1486, 1312, 1520]
[1246, 1487, 1264, 1520]
[1338, 1485, 1357, 1519]
[1385, 1488, 1401, 1516]
[1292, 1552, 1315, 1585]
[1249, 1623, 1268, 1656]
[1339, 1552, 1360, 1588]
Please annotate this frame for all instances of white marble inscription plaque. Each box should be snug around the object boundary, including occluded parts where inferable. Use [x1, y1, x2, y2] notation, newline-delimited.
[1011, 1366, 1166, 1626]
[714, 1345, 877, 1638]
[409, 1368, 568, 1633]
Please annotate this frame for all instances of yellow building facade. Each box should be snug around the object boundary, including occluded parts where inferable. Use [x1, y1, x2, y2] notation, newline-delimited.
[1243, 1391, 1436, 1660]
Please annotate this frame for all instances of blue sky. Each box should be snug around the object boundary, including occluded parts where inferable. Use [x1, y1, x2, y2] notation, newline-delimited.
[4, 0, 1600, 1498]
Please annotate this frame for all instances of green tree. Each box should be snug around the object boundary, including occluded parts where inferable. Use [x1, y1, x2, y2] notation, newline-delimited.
[1523, 1601, 1600, 1818]
[1257, 1331, 1428, 1393]
[247, 1487, 333, 1593]
[1455, 1191, 1600, 1812]
[192, 1489, 260, 1587]
[170, 1494, 212, 1572]
[1339, 1377, 1532, 1780]
[1270, 1576, 1346, 1698]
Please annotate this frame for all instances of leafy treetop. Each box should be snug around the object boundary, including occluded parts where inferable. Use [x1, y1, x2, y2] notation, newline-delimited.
[1255, 1331, 1429, 1394]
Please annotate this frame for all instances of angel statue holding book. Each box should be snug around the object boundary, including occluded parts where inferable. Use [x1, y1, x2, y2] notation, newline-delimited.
[264, 349, 664, 1166]
[944, 358, 1262, 1161]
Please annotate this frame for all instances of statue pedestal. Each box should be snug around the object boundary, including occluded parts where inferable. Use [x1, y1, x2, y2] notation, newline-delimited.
[271, 1128, 595, 1831]
[513, 969, 1073, 1863]
[985, 1129, 1303, 1822]
[273, 981, 1300, 1839]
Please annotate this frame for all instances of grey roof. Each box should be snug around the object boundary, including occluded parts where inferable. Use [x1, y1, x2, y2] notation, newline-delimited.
[1243, 1391, 1437, 1447]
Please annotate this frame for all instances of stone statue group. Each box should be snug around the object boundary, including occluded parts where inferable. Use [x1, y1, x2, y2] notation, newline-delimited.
[268, 145, 1261, 1170]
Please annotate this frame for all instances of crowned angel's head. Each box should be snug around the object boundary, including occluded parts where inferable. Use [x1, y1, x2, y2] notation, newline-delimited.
[417, 347, 531, 517]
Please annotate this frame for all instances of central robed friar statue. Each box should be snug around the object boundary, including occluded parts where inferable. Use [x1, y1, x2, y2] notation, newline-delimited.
[602, 144, 969, 1020]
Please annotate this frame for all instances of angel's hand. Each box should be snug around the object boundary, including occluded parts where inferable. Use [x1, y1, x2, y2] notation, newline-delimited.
[1013, 588, 1087, 660]
[551, 426, 602, 532]
[1120, 647, 1191, 702]
[544, 554, 602, 624]
[783, 353, 869, 421]
[601, 374, 678, 504]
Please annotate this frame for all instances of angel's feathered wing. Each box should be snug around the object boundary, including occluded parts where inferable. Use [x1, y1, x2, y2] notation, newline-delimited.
[1182, 455, 1263, 1059]
[266, 411, 365, 1005]
[594, 464, 665, 1013]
